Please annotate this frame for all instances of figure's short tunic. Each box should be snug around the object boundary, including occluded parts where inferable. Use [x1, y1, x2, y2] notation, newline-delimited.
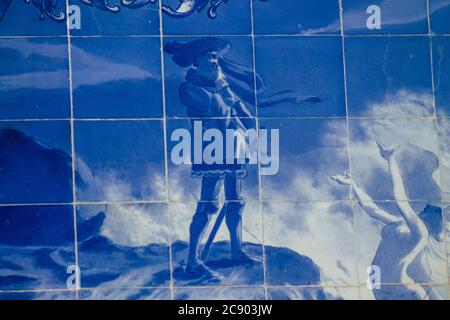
[179, 73, 249, 179]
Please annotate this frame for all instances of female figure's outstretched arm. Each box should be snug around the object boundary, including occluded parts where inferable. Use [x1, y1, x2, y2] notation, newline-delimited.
[377, 142, 428, 236]
[331, 171, 399, 225]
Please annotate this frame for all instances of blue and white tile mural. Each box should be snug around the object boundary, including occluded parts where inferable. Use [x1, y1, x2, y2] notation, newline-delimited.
[0, 0, 449, 301]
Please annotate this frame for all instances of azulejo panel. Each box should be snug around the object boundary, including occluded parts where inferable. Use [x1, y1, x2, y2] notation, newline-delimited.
[0, 121, 73, 204]
[430, 0, 450, 34]
[0, 205, 76, 291]
[74, 120, 166, 202]
[255, 36, 346, 118]
[71, 37, 163, 119]
[345, 36, 434, 117]
[0, 38, 70, 120]
[253, 0, 341, 35]
[342, 0, 429, 35]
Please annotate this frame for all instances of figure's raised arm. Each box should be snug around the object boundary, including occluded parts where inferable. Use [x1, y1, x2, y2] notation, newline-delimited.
[331, 171, 399, 225]
[377, 142, 428, 235]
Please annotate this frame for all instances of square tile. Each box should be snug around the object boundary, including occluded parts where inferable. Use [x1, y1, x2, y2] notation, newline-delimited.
[355, 201, 447, 293]
[162, 0, 251, 35]
[71, 38, 163, 119]
[0, 290, 77, 300]
[68, 1, 160, 36]
[0, 0, 67, 36]
[166, 119, 260, 202]
[0, 121, 73, 204]
[345, 36, 434, 117]
[0, 205, 76, 291]
[438, 119, 450, 201]
[349, 118, 441, 202]
[79, 287, 171, 300]
[267, 286, 360, 300]
[430, 0, 450, 34]
[263, 201, 357, 286]
[76, 203, 171, 289]
[260, 118, 350, 201]
[169, 201, 264, 287]
[174, 287, 265, 300]
[360, 285, 448, 300]
[74, 120, 166, 202]
[253, 0, 341, 35]
[163, 36, 255, 118]
[342, 0, 428, 35]
[255, 37, 346, 118]
[0, 38, 70, 120]
[433, 36, 450, 117]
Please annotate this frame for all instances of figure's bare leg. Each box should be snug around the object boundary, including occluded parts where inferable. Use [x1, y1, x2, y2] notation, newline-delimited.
[187, 177, 223, 274]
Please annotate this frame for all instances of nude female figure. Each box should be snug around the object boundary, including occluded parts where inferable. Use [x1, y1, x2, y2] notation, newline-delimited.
[332, 142, 445, 300]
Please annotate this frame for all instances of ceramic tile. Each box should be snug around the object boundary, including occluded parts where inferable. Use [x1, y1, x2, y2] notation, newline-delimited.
[255, 36, 346, 118]
[169, 201, 264, 287]
[174, 287, 265, 300]
[68, 1, 160, 36]
[0, 205, 76, 291]
[267, 286, 360, 300]
[74, 120, 166, 202]
[360, 285, 449, 300]
[1, 0, 450, 301]
[260, 118, 350, 201]
[348, 118, 441, 202]
[0, 121, 73, 204]
[71, 37, 163, 119]
[355, 201, 447, 293]
[438, 119, 450, 202]
[161, 0, 251, 35]
[263, 201, 357, 286]
[76, 203, 171, 289]
[253, 0, 341, 35]
[0, 290, 77, 300]
[433, 36, 450, 117]
[78, 288, 171, 300]
[345, 36, 434, 117]
[0, 0, 67, 36]
[0, 38, 70, 120]
[166, 119, 260, 202]
[163, 36, 255, 118]
[342, 0, 428, 35]
[430, 0, 450, 34]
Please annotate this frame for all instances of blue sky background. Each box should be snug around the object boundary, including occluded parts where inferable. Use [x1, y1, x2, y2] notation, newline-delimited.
[0, 38, 70, 119]
[253, 0, 340, 35]
[74, 120, 166, 202]
[430, 0, 450, 33]
[342, 0, 428, 35]
[345, 36, 433, 117]
[434, 36, 450, 116]
[71, 37, 163, 119]
[255, 37, 346, 118]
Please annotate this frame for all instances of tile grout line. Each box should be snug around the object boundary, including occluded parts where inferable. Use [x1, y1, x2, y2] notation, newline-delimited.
[250, 0, 269, 300]
[3, 115, 448, 122]
[65, 0, 80, 300]
[4, 34, 450, 40]
[426, 0, 450, 294]
[158, 0, 174, 301]
[338, 0, 361, 300]
[1, 198, 444, 208]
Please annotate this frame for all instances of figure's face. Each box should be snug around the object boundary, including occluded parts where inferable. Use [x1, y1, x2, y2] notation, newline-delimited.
[195, 51, 221, 80]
